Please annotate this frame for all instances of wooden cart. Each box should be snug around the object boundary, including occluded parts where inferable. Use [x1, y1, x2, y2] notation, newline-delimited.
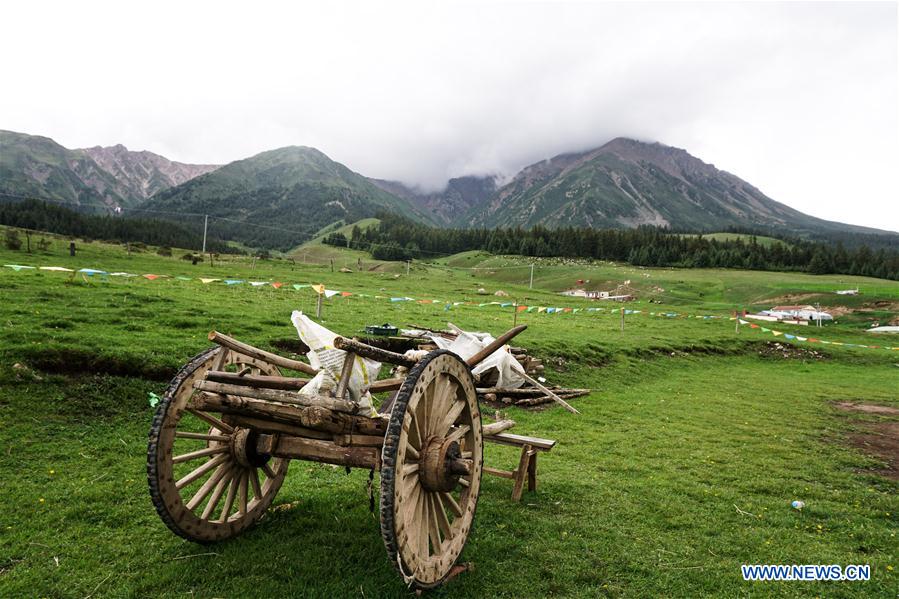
[147, 325, 526, 589]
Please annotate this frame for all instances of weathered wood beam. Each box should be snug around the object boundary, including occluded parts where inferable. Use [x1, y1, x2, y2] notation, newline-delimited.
[333, 337, 418, 367]
[259, 434, 381, 469]
[368, 377, 405, 393]
[205, 370, 310, 390]
[228, 415, 333, 440]
[208, 330, 318, 375]
[195, 380, 356, 414]
[192, 392, 388, 436]
[482, 419, 516, 436]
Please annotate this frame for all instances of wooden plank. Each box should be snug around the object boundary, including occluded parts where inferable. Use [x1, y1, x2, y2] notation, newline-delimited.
[483, 466, 515, 480]
[208, 330, 318, 375]
[527, 450, 538, 492]
[485, 432, 556, 451]
[510, 444, 532, 502]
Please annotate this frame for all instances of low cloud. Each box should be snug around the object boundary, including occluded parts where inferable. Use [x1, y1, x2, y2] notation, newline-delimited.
[2, 1, 896, 228]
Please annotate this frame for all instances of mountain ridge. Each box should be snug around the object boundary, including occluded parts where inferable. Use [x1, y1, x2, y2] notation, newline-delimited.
[0, 130, 218, 208]
[466, 137, 890, 235]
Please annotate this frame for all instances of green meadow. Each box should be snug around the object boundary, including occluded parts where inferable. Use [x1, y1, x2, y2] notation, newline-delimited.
[0, 230, 897, 597]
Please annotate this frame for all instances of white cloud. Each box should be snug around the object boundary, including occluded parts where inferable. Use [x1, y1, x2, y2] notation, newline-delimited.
[1, 0, 896, 230]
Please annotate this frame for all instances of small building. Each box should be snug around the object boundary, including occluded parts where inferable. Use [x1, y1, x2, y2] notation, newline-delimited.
[759, 305, 833, 322]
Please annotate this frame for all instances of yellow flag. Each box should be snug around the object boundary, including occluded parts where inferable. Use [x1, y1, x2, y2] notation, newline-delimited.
[311, 284, 325, 294]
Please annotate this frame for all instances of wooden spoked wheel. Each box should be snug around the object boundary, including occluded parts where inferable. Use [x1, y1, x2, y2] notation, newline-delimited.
[380, 350, 483, 589]
[147, 347, 289, 543]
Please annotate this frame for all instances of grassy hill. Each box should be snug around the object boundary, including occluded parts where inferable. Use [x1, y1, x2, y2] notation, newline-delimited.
[0, 233, 896, 596]
[144, 148, 431, 251]
[678, 232, 789, 247]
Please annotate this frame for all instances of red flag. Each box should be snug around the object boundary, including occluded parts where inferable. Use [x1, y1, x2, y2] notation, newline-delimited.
[516, 305, 528, 312]
[272, 282, 283, 289]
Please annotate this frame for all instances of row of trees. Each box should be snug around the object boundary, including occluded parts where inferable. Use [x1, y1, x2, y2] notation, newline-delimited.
[328, 214, 899, 280]
[0, 200, 231, 253]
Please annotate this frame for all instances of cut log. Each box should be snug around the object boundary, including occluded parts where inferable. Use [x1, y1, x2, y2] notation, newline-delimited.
[195, 380, 357, 414]
[518, 371, 580, 414]
[333, 337, 418, 367]
[464, 325, 527, 368]
[368, 377, 404, 393]
[515, 389, 589, 406]
[208, 330, 317, 375]
[259, 434, 380, 469]
[205, 371, 310, 390]
[192, 392, 388, 436]
[228, 415, 333, 440]
[482, 419, 516, 435]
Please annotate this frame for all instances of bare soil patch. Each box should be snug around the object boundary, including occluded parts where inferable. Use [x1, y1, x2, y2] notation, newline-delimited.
[848, 422, 899, 480]
[834, 401, 899, 416]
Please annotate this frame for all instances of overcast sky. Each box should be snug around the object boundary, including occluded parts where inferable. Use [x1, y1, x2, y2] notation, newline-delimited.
[2, 1, 897, 231]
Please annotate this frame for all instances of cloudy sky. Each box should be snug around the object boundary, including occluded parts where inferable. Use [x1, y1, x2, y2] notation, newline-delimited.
[2, 1, 897, 230]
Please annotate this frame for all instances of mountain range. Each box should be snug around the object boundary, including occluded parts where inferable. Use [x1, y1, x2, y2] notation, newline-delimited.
[1, 129, 892, 250]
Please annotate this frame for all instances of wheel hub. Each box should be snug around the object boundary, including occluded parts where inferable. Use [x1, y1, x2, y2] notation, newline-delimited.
[419, 436, 466, 492]
[230, 428, 270, 468]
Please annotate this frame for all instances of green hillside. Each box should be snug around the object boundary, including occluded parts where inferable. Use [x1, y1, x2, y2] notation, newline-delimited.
[144, 148, 432, 251]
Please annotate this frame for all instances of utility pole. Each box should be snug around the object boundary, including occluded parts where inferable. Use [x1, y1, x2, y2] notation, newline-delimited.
[406, 260, 410, 276]
[620, 306, 625, 332]
[513, 302, 518, 327]
[529, 264, 534, 289]
[202, 214, 208, 254]
[735, 307, 740, 334]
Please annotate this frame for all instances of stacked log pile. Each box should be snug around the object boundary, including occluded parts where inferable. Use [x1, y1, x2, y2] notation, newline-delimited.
[477, 386, 590, 408]
[403, 325, 589, 412]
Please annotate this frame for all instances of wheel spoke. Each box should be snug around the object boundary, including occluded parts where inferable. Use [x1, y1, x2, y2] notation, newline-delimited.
[402, 463, 420, 477]
[186, 409, 234, 434]
[440, 491, 463, 518]
[176, 454, 229, 489]
[429, 375, 454, 433]
[458, 476, 470, 488]
[433, 493, 454, 540]
[444, 424, 470, 445]
[405, 445, 420, 461]
[426, 494, 443, 554]
[417, 490, 430, 558]
[173, 445, 228, 464]
[437, 399, 465, 436]
[238, 470, 249, 516]
[185, 463, 229, 511]
[201, 466, 234, 519]
[460, 450, 473, 459]
[262, 462, 277, 479]
[217, 471, 240, 523]
[406, 412, 422, 451]
[175, 431, 231, 443]
[250, 468, 263, 500]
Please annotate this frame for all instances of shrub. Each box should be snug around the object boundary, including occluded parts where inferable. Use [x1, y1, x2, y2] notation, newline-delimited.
[4, 228, 22, 250]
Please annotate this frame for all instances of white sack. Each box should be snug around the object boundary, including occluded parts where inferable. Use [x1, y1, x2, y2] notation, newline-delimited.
[291, 311, 381, 416]
[428, 329, 526, 388]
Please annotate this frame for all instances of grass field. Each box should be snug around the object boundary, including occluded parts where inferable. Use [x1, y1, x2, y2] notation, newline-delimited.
[0, 231, 897, 597]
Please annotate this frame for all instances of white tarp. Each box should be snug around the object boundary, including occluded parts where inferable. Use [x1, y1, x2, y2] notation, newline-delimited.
[428, 329, 526, 388]
[290, 311, 381, 416]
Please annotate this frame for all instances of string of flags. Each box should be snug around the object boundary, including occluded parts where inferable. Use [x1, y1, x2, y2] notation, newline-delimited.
[4, 263, 895, 350]
[736, 319, 898, 351]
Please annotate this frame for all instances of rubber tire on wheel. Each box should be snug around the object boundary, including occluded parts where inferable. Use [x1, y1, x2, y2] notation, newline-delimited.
[147, 347, 289, 543]
[379, 350, 483, 589]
